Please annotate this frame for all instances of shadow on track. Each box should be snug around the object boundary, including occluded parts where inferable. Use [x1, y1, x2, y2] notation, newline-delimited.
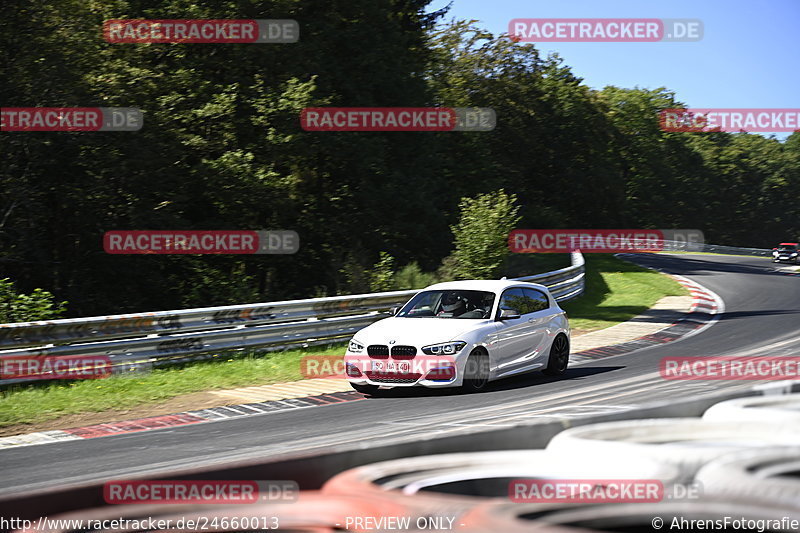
[628, 253, 780, 278]
[361, 365, 624, 399]
[713, 309, 800, 321]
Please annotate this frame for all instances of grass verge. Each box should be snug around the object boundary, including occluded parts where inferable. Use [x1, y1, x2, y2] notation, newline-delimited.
[561, 254, 687, 332]
[503, 253, 687, 332]
[0, 344, 344, 428]
[1, 254, 685, 429]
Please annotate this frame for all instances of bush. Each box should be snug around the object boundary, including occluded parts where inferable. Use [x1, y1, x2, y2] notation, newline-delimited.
[391, 262, 439, 290]
[0, 278, 68, 323]
[369, 252, 396, 292]
[450, 189, 521, 280]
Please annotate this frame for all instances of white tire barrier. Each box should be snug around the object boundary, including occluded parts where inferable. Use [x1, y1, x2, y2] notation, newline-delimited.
[695, 447, 800, 510]
[703, 394, 800, 424]
[16, 492, 408, 533]
[460, 500, 800, 532]
[322, 449, 680, 516]
[546, 418, 800, 481]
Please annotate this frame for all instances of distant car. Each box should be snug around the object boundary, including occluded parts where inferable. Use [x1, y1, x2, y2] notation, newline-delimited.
[343, 280, 570, 395]
[772, 243, 799, 264]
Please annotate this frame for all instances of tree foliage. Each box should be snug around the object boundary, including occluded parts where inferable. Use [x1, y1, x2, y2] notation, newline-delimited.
[1, 3, 797, 317]
[0, 278, 67, 323]
[451, 190, 521, 280]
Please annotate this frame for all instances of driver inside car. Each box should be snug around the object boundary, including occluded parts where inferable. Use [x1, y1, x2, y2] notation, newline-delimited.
[438, 291, 467, 317]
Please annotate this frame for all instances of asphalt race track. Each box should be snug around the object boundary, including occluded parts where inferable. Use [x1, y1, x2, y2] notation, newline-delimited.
[1, 253, 798, 495]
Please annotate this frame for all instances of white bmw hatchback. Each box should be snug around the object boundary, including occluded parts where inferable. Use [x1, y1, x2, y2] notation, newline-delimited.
[344, 279, 570, 395]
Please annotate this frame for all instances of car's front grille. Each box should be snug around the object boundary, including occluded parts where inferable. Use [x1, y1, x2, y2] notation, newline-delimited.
[368, 344, 418, 358]
[366, 373, 422, 384]
[391, 345, 417, 358]
[367, 345, 389, 357]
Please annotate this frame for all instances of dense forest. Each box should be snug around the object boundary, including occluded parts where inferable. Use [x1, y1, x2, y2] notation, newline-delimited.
[1, 0, 798, 317]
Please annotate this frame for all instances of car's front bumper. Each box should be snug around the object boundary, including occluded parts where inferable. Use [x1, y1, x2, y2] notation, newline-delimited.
[343, 350, 468, 388]
[348, 376, 460, 388]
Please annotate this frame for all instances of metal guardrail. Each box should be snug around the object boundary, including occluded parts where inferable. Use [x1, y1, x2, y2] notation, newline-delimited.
[0, 252, 584, 381]
[660, 240, 772, 256]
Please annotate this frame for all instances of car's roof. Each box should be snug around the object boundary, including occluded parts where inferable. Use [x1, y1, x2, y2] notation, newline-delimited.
[422, 279, 550, 293]
[778, 242, 798, 246]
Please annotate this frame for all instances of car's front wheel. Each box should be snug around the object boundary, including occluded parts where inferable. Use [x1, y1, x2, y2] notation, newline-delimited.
[351, 383, 380, 395]
[462, 349, 490, 393]
[542, 334, 570, 376]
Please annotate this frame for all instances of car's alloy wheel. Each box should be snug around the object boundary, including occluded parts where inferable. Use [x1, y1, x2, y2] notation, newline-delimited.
[462, 350, 489, 393]
[542, 334, 569, 376]
[351, 383, 380, 395]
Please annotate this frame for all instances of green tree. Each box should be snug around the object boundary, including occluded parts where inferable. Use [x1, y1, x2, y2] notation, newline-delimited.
[390, 262, 439, 289]
[451, 189, 520, 279]
[369, 252, 396, 292]
[0, 0, 449, 314]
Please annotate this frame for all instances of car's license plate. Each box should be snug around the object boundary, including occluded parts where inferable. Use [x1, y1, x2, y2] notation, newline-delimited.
[371, 360, 411, 373]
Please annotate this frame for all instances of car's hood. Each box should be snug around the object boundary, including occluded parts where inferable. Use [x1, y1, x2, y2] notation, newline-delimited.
[354, 317, 490, 346]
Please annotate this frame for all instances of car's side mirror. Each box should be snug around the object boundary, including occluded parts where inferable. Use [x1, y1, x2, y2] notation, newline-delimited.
[498, 308, 521, 320]
[389, 306, 400, 316]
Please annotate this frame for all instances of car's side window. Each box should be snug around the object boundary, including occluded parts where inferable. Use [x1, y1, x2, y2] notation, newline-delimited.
[498, 288, 524, 316]
[498, 288, 543, 317]
[522, 288, 550, 312]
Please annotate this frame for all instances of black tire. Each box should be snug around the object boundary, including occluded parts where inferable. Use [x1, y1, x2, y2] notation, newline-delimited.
[461, 350, 490, 393]
[542, 334, 569, 376]
[351, 383, 380, 395]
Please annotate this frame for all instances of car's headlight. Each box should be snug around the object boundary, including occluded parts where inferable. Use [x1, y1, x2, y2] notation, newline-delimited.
[422, 341, 466, 355]
[348, 339, 365, 353]
[773, 251, 779, 256]
[791, 252, 798, 257]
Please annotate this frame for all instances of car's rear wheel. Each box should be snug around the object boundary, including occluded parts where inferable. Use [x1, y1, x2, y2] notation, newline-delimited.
[351, 383, 380, 395]
[542, 334, 569, 376]
[462, 349, 490, 393]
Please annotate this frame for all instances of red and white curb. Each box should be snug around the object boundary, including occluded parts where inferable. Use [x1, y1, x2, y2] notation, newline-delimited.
[568, 258, 724, 364]
[0, 429, 84, 448]
[674, 273, 725, 335]
[0, 391, 363, 449]
[0, 260, 726, 450]
[772, 265, 800, 276]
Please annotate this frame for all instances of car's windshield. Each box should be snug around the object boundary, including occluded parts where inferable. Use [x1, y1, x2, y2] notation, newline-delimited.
[777, 245, 797, 251]
[397, 290, 496, 319]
